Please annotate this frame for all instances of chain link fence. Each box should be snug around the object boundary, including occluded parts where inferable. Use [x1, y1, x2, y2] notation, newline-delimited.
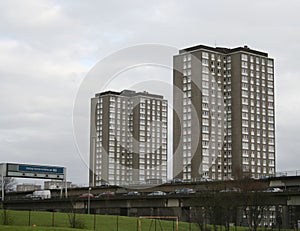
[0, 209, 202, 231]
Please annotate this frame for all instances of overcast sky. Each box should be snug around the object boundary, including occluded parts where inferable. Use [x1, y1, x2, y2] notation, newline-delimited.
[1, 0, 300, 185]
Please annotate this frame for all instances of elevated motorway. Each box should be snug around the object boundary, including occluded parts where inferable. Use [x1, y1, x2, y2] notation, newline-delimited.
[3, 190, 293, 210]
[3, 191, 300, 220]
[5, 175, 300, 200]
[3, 175, 300, 228]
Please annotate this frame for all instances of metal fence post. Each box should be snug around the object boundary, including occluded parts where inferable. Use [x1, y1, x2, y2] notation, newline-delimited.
[117, 215, 119, 231]
[94, 213, 96, 231]
[52, 211, 55, 227]
[28, 210, 31, 226]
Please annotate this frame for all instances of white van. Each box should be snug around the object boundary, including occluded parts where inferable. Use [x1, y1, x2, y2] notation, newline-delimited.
[32, 190, 51, 199]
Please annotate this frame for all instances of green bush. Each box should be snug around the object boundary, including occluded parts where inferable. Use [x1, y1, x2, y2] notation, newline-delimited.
[67, 212, 86, 229]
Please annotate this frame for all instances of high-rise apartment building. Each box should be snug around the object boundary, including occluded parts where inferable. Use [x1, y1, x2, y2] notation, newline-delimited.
[173, 45, 275, 181]
[89, 90, 168, 186]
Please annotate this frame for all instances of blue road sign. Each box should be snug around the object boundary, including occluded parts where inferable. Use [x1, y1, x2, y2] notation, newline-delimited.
[18, 164, 64, 174]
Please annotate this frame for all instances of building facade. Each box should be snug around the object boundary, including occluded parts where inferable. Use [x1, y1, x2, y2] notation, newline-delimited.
[44, 180, 72, 190]
[16, 184, 41, 192]
[173, 45, 275, 181]
[89, 90, 168, 186]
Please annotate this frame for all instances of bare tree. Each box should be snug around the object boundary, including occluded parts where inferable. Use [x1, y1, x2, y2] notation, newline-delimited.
[192, 182, 230, 231]
[233, 178, 270, 231]
[0, 177, 16, 192]
[219, 193, 239, 231]
[67, 199, 86, 229]
[192, 178, 272, 231]
[192, 206, 208, 231]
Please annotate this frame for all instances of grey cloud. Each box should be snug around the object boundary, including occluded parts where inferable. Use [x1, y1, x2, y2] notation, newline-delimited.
[0, 0, 300, 184]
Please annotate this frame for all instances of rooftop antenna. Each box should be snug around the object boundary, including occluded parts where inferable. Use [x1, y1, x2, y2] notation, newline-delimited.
[214, 40, 217, 47]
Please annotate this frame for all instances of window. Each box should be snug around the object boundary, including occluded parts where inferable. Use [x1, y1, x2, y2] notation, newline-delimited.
[242, 69, 248, 74]
[242, 76, 248, 83]
[242, 97, 248, 105]
[202, 66, 209, 74]
[202, 59, 209, 66]
[267, 67, 273, 74]
[202, 52, 209, 59]
[242, 142, 249, 149]
[267, 59, 273, 67]
[241, 54, 248, 61]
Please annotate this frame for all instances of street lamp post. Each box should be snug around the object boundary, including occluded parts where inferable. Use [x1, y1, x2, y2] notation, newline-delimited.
[88, 187, 91, 214]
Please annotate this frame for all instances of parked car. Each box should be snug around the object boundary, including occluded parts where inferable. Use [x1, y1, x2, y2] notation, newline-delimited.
[147, 191, 166, 196]
[100, 181, 110, 186]
[169, 189, 180, 195]
[198, 178, 213, 182]
[125, 191, 141, 196]
[96, 191, 115, 198]
[169, 188, 195, 195]
[272, 188, 283, 192]
[79, 193, 94, 198]
[220, 188, 240, 193]
[24, 194, 33, 199]
[181, 188, 195, 194]
[264, 188, 283, 193]
[170, 178, 183, 184]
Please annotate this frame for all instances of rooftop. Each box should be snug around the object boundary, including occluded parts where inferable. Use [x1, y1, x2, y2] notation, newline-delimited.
[95, 90, 164, 99]
[179, 44, 269, 57]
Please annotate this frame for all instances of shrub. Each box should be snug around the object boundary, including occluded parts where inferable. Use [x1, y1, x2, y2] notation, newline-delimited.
[67, 212, 86, 229]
